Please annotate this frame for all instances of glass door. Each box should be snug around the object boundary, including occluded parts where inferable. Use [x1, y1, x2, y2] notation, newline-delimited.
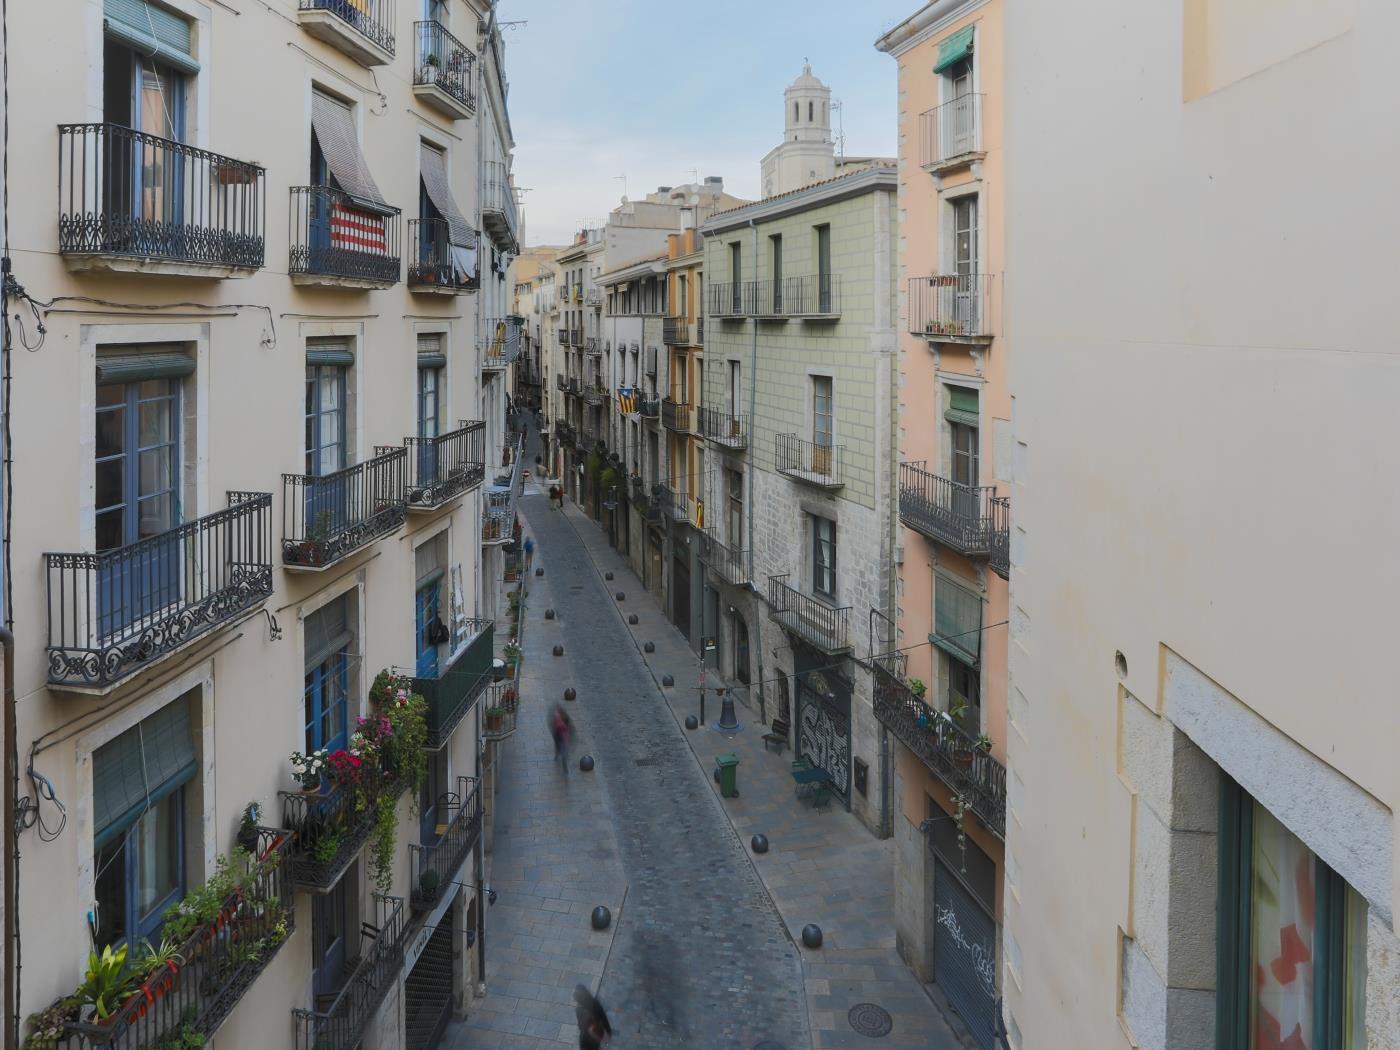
[952, 196, 978, 333]
[305, 364, 348, 538]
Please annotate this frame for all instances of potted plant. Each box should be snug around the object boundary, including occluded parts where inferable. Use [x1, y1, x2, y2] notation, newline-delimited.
[908, 678, 927, 700]
[22, 998, 79, 1050]
[500, 685, 517, 712]
[289, 750, 329, 792]
[77, 944, 139, 1025]
[502, 641, 521, 677]
[974, 733, 993, 754]
[138, 937, 184, 999]
[484, 706, 504, 732]
[237, 802, 261, 853]
[418, 868, 442, 899]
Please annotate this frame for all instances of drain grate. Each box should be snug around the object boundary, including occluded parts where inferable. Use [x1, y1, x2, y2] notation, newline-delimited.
[633, 757, 660, 767]
[849, 1003, 893, 1038]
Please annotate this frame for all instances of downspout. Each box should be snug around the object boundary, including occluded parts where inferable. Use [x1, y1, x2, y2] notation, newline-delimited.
[745, 220, 761, 718]
[2, 627, 15, 1050]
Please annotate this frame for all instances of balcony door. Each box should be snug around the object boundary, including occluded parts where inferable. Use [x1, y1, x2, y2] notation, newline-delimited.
[313, 875, 350, 1000]
[945, 57, 976, 157]
[95, 372, 182, 639]
[103, 42, 189, 249]
[952, 196, 978, 333]
[812, 376, 833, 476]
[417, 355, 442, 487]
[305, 357, 349, 538]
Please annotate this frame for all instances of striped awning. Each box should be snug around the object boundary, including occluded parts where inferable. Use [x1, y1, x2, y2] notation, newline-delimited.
[419, 145, 475, 248]
[311, 91, 391, 213]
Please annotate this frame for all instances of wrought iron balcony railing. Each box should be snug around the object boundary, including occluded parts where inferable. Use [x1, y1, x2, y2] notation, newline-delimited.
[289, 186, 401, 284]
[481, 681, 518, 742]
[282, 449, 407, 570]
[408, 217, 477, 292]
[557, 327, 568, 344]
[775, 434, 843, 489]
[908, 273, 991, 339]
[766, 574, 851, 654]
[583, 336, 601, 356]
[585, 287, 603, 306]
[919, 93, 984, 170]
[707, 281, 745, 318]
[481, 161, 518, 251]
[555, 373, 567, 391]
[481, 437, 523, 545]
[699, 407, 747, 450]
[696, 317, 704, 345]
[411, 619, 493, 749]
[279, 776, 405, 891]
[390, 420, 485, 510]
[872, 654, 1005, 837]
[569, 328, 583, 347]
[412, 20, 476, 114]
[409, 777, 482, 910]
[45, 492, 273, 690]
[57, 124, 265, 272]
[661, 398, 694, 434]
[899, 462, 1009, 576]
[662, 317, 690, 345]
[299, 0, 396, 58]
[292, 895, 405, 1050]
[699, 531, 748, 587]
[56, 830, 294, 1050]
[480, 317, 522, 369]
[567, 376, 582, 395]
[582, 382, 606, 406]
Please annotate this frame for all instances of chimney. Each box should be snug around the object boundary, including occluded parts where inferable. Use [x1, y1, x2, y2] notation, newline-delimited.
[657, 186, 672, 194]
[704, 176, 723, 187]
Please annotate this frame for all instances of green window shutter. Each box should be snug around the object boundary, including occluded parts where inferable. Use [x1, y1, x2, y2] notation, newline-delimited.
[93, 697, 197, 848]
[417, 353, 447, 369]
[945, 386, 980, 427]
[104, 0, 200, 75]
[306, 339, 353, 368]
[932, 575, 981, 664]
[305, 594, 353, 670]
[933, 25, 975, 74]
[96, 351, 195, 385]
[1215, 775, 1252, 1050]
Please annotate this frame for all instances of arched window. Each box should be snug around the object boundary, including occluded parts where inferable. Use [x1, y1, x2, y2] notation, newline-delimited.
[823, 102, 828, 124]
[808, 101, 814, 121]
[794, 101, 799, 122]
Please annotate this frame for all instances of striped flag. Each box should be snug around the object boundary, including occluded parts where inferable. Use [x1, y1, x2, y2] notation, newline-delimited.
[331, 202, 387, 254]
[617, 386, 636, 413]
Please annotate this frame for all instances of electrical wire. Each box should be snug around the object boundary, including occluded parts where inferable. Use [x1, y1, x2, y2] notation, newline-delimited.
[24, 294, 276, 350]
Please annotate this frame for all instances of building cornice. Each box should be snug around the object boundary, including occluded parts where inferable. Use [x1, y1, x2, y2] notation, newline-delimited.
[700, 167, 897, 236]
[598, 258, 668, 287]
[874, 0, 991, 58]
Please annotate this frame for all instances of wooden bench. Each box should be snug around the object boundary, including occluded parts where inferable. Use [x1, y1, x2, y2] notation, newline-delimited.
[762, 717, 790, 753]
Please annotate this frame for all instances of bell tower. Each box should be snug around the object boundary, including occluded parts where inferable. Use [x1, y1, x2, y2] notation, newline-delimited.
[762, 63, 837, 197]
[784, 63, 832, 145]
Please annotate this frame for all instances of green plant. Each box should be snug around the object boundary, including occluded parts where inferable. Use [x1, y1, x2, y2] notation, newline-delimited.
[78, 943, 138, 1020]
[424, 52, 439, 66]
[367, 790, 399, 893]
[908, 678, 927, 699]
[162, 848, 267, 944]
[310, 831, 343, 865]
[947, 693, 969, 723]
[21, 998, 78, 1050]
[974, 733, 993, 753]
[140, 936, 184, 978]
[152, 1017, 205, 1050]
[306, 509, 335, 542]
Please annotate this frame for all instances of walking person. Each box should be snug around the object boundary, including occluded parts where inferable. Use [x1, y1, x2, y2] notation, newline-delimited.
[550, 704, 572, 776]
[573, 985, 612, 1049]
[523, 534, 535, 571]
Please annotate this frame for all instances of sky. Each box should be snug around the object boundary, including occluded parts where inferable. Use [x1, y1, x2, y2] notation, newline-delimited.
[497, 0, 919, 246]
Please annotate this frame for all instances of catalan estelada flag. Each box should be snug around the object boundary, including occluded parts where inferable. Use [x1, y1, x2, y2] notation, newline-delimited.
[617, 386, 636, 413]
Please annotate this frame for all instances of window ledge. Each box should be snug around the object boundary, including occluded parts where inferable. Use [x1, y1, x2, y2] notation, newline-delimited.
[292, 272, 397, 291]
[296, 8, 393, 66]
[64, 255, 258, 280]
[412, 82, 475, 121]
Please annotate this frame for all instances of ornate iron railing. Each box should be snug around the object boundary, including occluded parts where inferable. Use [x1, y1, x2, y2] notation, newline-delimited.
[555, 373, 567, 391]
[638, 395, 660, 420]
[585, 287, 603, 306]
[279, 777, 404, 892]
[775, 434, 843, 488]
[409, 777, 482, 911]
[908, 273, 991, 339]
[582, 383, 606, 406]
[898, 462, 1009, 571]
[919, 93, 984, 169]
[299, 0, 396, 54]
[556, 327, 568, 344]
[57, 123, 265, 269]
[480, 317, 522, 369]
[583, 336, 601, 356]
[411, 620, 493, 749]
[407, 217, 477, 291]
[662, 317, 690, 345]
[413, 20, 475, 111]
[56, 830, 294, 1050]
[480, 682, 518, 742]
[699, 531, 747, 587]
[767, 574, 851, 654]
[282, 449, 407, 569]
[661, 398, 693, 434]
[871, 655, 1005, 838]
[289, 186, 401, 283]
[292, 896, 405, 1050]
[481, 161, 518, 250]
[393, 421, 485, 510]
[699, 407, 747, 449]
[45, 492, 273, 689]
[568, 329, 582, 347]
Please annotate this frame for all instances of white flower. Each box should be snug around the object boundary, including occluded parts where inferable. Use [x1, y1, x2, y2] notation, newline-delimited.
[292, 762, 306, 775]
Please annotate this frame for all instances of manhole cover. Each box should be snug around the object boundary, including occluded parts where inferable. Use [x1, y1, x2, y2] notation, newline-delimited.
[849, 1003, 893, 1038]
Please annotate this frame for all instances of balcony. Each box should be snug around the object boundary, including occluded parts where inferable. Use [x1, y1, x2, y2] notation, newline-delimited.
[412, 21, 476, 119]
[582, 382, 607, 407]
[567, 376, 582, 396]
[775, 435, 843, 490]
[279, 778, 406, 892]
[638, 395, 660, 421]
[872, 655, 1005, 837]
[767, 574, 851, 654]
[585, 287, 603, 306]
[482, 438, 523, 545]
[481, 161, 518, 252]
[696, 317, 704, 345]
[289, 186, 401, 288]
[919, 93, 984, 174]
[908, 274, 991, 342]
[661, 398, 694, 434]
[45, 492, 273, 692]
[480, 317, 522, 370]
[409, 777, 483, 910]
[707, 282, 746, 319]
[569, 329, 583, 347]
[898, 462, 1009, 577]
[480, 681, 518, 742]
[297, 0, 396, 66]
[663, 486, 699, 527]
[699, 531, 748, 587]
[407, 217, 477, 293]
[282, 449, 407, 571]
[292, 896, 405, 1050]
[557, 327, 568, 344]
[55, 830, 295, 1050]
[662, 317, 690, 345]
[583, 336, 601, 356]
[700, 407, 747, 450]
[57, 124, 265, 278]
[411, 619, 493, 749]
[391, 420, 485, 512]
[555, 374, 567, 391]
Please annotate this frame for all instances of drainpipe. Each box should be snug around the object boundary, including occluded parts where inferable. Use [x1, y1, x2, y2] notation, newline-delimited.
[2, 626, 15, 1050]
[745, 220, 761, 716]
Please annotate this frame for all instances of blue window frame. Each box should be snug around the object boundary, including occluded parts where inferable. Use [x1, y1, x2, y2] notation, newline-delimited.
[417, 366, 441, 439]
[305, 363, 348, 536]
[313, 871, 350, 998]
[418, 751, 448, 844]
[304, 653, 349, 755]
[415, 577, 442, 678]
[94, 789, 186, 949]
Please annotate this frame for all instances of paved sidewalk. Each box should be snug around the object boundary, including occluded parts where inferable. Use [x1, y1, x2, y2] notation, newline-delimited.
[552, 496, 967, 1050]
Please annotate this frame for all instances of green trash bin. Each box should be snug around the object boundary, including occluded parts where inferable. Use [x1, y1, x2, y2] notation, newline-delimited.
[715, 753, 740, 798]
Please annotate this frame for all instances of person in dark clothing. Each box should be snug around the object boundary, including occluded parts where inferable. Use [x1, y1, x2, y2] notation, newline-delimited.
[573, 984, 612, 1049]
[550, 704, 572, 776]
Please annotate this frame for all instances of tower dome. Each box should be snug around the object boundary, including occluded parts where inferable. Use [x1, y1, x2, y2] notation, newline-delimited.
[784, 63, 831, 144]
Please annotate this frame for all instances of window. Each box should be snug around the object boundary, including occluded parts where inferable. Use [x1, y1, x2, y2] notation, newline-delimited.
[92, 695, 196, 948]
[733, 615, 750, 685]
[808, 100, 814, 121]
[812, 516, 836, 598]
[947, 386, 980, 487]
[313, 870, 351, 997]
[933, 574, 981, 666]
[417, 363, 441, 439]
[729, 242, 742, 311]
[727, 469, 743, 543]
[815, 224, 832, 312]
[304, 594, 353, 754]
[677, 273, 687, 318]
[727, 360, 742, 415]
[769, 234, 783, 312]
[794, 101, 799, 122]
[1218, 777, 1368, 1049]
[305, 350, 348, 477]
[953, 196, 978, 276]
[812, 376, 834, 447]
[415, 533, 448, 677]
[419, 750, 449, 843]
[948, 657, 981, 734]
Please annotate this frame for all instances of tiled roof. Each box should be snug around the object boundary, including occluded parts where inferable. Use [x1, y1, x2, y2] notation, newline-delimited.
[703, 164, 894, 223]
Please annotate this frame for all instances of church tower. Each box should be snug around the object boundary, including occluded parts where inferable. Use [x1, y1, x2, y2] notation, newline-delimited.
[761, 64, 837, 197]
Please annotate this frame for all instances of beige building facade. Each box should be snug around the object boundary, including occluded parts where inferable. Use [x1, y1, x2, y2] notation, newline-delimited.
[1003, 2, 1399, 1049]
[2, 0, 522, 1047]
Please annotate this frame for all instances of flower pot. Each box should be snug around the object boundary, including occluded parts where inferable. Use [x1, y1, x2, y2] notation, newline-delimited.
[237, 825, 260, 853]
[953, 749, 975, 771]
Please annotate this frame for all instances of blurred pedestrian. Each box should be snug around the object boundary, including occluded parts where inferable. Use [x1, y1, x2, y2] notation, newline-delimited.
[573, 985, 612, 1049]
[523, 535, 535, 570]
[550, 704, 573, 775]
